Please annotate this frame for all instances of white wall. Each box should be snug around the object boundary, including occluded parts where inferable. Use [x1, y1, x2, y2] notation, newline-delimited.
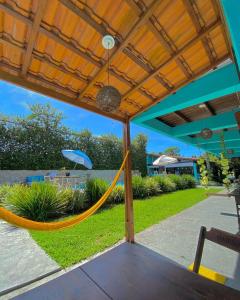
[0, 170, 140, 185]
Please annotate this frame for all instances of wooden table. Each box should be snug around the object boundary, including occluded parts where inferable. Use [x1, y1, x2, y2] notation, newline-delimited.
[14, 243, 240, 300]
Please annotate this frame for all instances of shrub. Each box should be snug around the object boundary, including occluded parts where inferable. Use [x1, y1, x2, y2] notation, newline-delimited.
[181, 175, 196, 188]
[85, 178, 108, 204]
[168, 174, 186, 190]
[153, 176, 176, 193]
[0, 184, 11, 205]
[132, 175, 147, 199]
[108, 185, 125, 204]
[3, 182, 69, 221]
[68, 190, 88, 213]
[144, 177, 161, 197]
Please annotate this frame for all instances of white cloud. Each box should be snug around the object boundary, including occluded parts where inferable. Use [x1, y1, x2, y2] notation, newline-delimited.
[19, 101, 30, 111]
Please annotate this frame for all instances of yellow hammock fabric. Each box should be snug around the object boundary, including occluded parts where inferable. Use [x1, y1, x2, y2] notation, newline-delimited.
[0, 151, 129, 231]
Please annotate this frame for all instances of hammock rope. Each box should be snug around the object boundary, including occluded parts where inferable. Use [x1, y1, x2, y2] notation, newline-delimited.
[0, 151, 129, 231]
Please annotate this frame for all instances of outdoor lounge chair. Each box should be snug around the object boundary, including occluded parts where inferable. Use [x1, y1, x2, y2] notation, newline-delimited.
[193, 226, 240, 274]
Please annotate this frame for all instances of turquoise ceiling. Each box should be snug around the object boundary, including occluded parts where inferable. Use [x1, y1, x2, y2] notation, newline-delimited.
[133, 0, 240, 158]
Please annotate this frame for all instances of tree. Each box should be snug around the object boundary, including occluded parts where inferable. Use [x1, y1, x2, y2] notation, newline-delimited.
[163, 146, 180, 157]
[132, 134, 148, 176]
[0, 103, 148, 173]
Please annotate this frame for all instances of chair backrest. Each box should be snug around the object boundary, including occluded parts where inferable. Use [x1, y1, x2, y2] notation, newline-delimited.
[193, 226, 240, 273]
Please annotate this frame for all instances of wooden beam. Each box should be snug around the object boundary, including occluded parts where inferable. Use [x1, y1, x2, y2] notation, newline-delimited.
[0, 3, 32, 26]
[21, 0, 47, 76]
[123, 47, 153, 73]
[174, 111, 191, 123]
[124, 0, 143, 15]
[148, 17, 192, 79]
[123, 119, 134, 243]
[124, 19, 221, 101]
[205, 102, 216, 116]
[182, 0, 216, 64]
[59, 0, 110, 36]
[235, 111, 240, 129]
[78, 0, 162, 100]
[0, 64, 126, 122]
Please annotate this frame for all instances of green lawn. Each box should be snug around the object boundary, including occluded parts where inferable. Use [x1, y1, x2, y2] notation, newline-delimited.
[30, 188, 221, 268]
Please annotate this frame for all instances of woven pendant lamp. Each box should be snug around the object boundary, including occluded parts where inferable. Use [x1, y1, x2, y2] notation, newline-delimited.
[96, 35, 121, 113]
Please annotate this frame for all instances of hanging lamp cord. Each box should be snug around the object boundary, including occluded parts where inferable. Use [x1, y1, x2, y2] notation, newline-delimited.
[107, 42, 110, 85]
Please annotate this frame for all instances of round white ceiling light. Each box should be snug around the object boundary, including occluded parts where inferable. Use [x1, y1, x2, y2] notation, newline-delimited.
[102, 35, 115, 50]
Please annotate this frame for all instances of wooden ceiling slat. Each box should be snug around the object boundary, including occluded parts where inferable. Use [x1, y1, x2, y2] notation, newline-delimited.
[155, 74, 173, 91]
[174, 111, 191, 123]
[210, 0, 220, 18]
[161, 93, 238, 127]
[182, 0, 217, 64]
[21, 0, 48, 76]
[78, 0, 162, 100]
[124, 19, 221, 101]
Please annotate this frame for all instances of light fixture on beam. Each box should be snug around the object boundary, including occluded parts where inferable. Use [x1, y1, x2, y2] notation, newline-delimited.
[198, 103, 206, 109]
[96, 35, 121, 113]
[200, 128, 213, 139]
[227, 149, 234, 155]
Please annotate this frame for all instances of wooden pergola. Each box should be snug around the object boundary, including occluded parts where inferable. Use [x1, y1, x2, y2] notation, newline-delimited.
[0, 0, 232, 243]
[2, 1, 240, 299]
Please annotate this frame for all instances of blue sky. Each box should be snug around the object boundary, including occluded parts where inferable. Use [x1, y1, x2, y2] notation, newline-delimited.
[0, 80, 201, 156]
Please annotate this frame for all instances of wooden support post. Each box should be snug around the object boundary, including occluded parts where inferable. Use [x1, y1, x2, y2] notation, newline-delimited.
[123, 119, 134, 243]
[193, 226, 206, 273]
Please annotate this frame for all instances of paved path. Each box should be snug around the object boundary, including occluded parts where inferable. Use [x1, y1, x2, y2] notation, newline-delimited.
[136, 192, 240, 290]
[0, 221, 60, 296]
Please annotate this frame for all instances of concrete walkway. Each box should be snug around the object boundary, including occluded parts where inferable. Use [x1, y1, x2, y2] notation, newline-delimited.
[136, 192, 240, 290]
[0, 220, 60, 296]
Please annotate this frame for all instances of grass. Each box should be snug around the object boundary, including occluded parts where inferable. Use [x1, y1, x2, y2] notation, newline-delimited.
[30, 188, 221, 268]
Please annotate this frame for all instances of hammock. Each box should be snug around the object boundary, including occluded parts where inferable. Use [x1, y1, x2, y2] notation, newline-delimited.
[0, 151, 129, 231]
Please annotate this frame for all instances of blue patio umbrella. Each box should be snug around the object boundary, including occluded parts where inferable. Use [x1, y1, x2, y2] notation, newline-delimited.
[61, 150, 93, 169]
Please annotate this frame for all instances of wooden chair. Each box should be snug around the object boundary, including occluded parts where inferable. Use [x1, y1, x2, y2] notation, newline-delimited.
[235, 196, 240, 230]
[193, 226, 240, 274]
